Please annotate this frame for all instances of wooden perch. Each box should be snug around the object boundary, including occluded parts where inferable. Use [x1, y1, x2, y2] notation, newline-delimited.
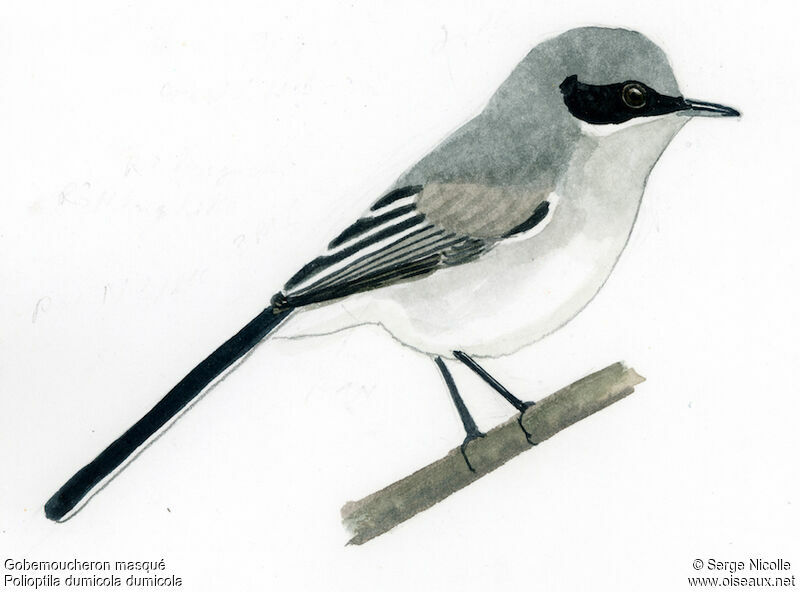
[341, 361, 645, 545]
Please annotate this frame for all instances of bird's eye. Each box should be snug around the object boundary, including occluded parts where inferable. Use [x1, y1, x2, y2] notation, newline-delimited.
[622, 83, 647, 109]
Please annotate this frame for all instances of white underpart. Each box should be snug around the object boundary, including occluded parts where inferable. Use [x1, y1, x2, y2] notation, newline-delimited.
[276, 113, 688, 358]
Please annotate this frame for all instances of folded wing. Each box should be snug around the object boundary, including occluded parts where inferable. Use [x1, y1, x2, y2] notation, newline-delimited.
[272, 184, 551, 310]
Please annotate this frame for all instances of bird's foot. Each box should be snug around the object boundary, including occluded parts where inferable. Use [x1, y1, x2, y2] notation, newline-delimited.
[517, 401, 538, 446]
[460, 430, 486, 473]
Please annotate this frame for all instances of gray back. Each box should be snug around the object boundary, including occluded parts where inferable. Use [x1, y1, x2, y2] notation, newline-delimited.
[396, 27, 679, 191]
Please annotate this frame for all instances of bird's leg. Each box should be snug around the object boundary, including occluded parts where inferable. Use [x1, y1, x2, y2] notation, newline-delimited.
[453, 351, 537, 445]
[434, 356, 484, 472]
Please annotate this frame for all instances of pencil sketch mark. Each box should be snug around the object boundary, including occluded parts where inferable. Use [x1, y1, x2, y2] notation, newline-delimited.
[58, 191, 75, 206]
[32, 297, 51, 324]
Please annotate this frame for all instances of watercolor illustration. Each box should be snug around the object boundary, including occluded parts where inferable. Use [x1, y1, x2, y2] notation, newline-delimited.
[44, 26, 739, 535]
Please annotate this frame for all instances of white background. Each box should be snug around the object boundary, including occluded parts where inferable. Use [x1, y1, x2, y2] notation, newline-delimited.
[1, 1, 798, 590]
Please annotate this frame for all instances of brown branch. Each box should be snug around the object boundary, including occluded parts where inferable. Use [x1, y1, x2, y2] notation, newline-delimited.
[341, 361, 645, 545]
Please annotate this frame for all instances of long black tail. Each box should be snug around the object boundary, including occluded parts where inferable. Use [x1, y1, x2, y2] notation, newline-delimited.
[44, 305, 294, 521]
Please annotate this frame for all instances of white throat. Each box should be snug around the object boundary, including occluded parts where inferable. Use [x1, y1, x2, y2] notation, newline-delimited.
[561, 113, 688, 220]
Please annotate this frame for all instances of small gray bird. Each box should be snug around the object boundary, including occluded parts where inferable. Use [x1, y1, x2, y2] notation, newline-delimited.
[46, 26, 739, 520]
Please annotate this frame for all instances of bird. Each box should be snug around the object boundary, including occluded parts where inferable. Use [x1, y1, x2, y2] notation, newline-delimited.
[44, 26, 739, 521]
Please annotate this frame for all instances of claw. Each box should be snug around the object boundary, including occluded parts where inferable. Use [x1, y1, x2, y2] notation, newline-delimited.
[517, 407, 537, 447]
[460, 431, 486, 472]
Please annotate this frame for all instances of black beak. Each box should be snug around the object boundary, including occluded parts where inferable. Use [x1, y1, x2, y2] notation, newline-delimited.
[680, 98, 741, 118]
